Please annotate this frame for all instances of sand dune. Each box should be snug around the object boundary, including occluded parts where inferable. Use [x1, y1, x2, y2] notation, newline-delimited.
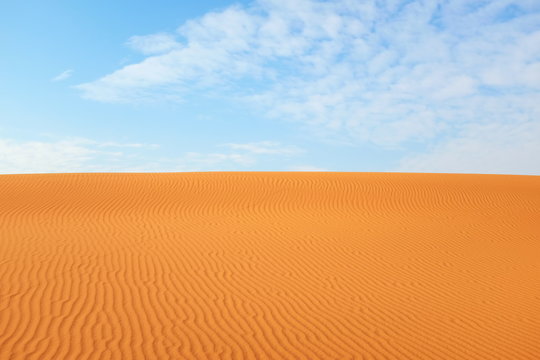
[0, 172, 538, 359]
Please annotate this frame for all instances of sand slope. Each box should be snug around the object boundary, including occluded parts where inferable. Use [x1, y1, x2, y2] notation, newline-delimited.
[0, 172, 538, 359]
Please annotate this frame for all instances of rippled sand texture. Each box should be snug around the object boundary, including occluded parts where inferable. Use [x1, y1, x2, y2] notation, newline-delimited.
[0, 172, 539, 359]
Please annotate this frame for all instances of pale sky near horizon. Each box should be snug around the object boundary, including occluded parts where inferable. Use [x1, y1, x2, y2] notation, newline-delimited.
[1, 0, 539, 175]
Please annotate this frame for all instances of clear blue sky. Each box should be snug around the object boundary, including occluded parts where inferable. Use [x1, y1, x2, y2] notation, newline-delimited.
[1, 0, 539, 174]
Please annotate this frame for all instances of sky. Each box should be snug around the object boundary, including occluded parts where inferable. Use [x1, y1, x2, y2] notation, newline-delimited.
[1, 0, 539, 174]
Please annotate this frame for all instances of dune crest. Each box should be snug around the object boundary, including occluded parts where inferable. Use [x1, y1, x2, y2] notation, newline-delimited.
[0, 172, 539, 359]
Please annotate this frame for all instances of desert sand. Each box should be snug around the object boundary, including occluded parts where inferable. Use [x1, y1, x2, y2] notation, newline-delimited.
[0, 172, 538, 359]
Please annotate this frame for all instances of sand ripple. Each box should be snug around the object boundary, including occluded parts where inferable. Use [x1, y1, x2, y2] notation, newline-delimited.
[0, 172, 539, 359]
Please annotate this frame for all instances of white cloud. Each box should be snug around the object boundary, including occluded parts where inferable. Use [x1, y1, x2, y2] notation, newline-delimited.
[175, 152, 255, 171]
[52, 69, 73, 82]
[0, 138, 157, 174]
[398, 120, 540, 175]
[76, 0, 540, 174]
[0, 138, 304, 174]
[96, 142, 160, 148]
[224, 141, 303, 155]
[126, 33, 181, 55]
[167, 141, 304, 171]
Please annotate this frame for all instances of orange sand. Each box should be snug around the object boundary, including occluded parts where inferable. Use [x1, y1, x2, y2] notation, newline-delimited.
[0, 172, 539, 359]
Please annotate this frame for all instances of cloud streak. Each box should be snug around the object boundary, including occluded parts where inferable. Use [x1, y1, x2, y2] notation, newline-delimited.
[0, 138, 302, 174]
[52, 69, 73, 82]
[0, 138, 157, 174]
[167, 141, 304, 171]
[398, 120, 540, 175]
[224, 141, 303, 155]
[126, 33, 181, 55]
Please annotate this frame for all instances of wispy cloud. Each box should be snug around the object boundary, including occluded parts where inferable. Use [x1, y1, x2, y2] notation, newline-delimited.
[223, 141, 303, 155]
[52, 69, 74, 82]
[76, 0, 540, 174]
[0, 137, 157, 174]
[126, 33, 181, 55]
[175, 152, 255, 171]
[398, 120, 540, 175]
[96, 142, 160, 149]
[289, 165, 329, 171]
[0, 138, 303, 174]
[167, 141, 304, 171]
